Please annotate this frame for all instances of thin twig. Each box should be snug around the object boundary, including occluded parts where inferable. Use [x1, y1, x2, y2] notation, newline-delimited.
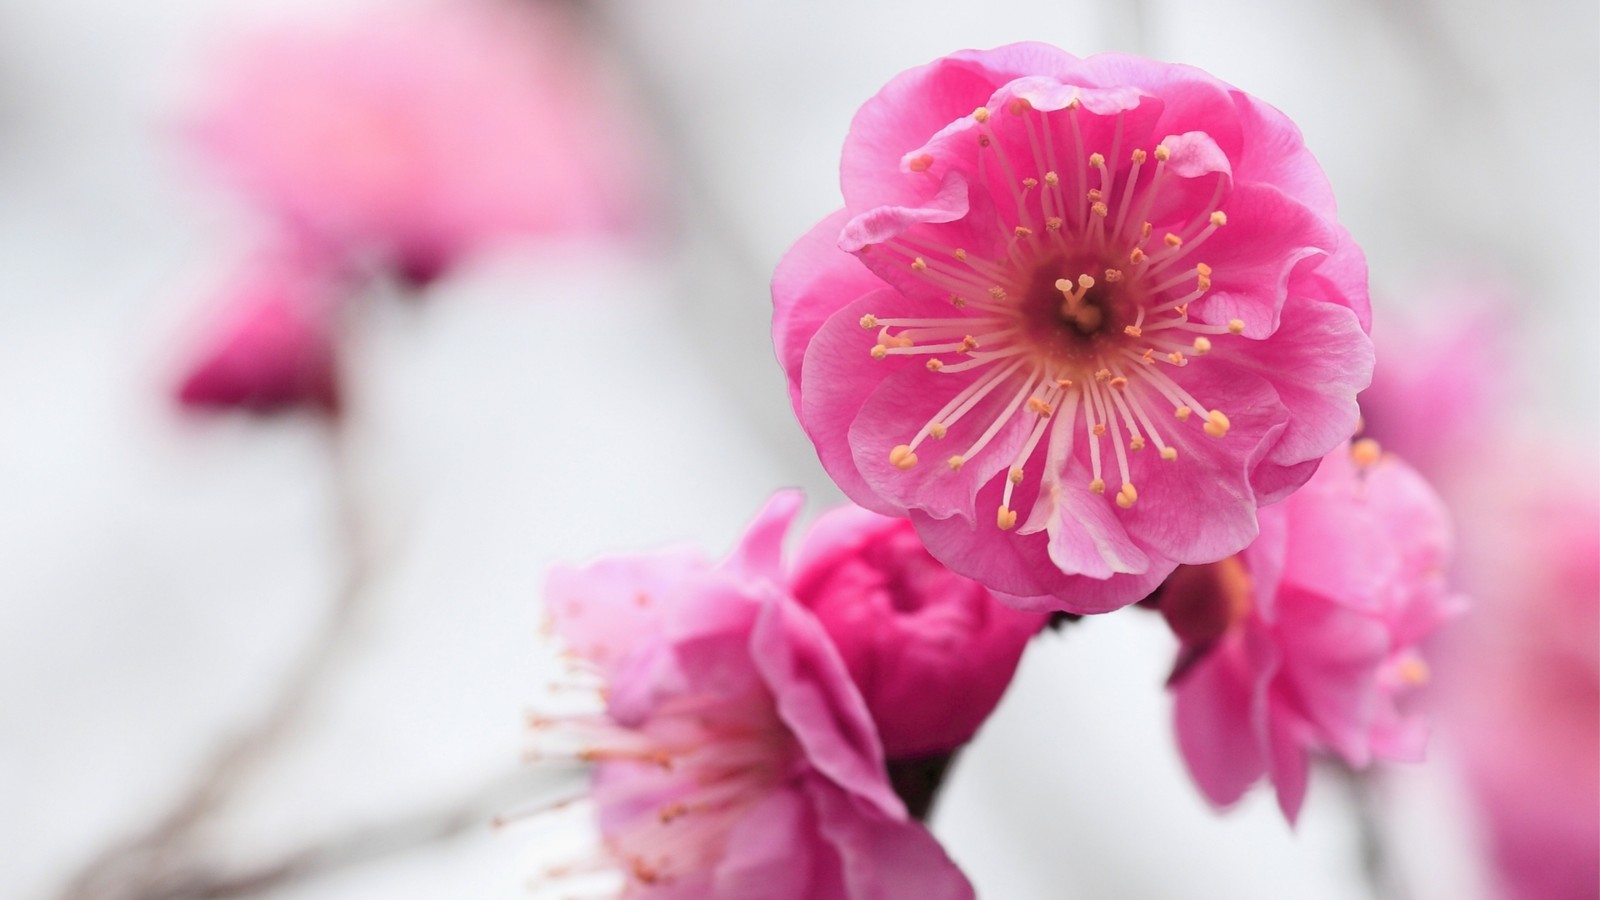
[1339, 765, 1413, 900]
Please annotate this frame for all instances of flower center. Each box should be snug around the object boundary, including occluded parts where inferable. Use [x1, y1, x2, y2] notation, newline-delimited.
[861, 98, 1247, 531]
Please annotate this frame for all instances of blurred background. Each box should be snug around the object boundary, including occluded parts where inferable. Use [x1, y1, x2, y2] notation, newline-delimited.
[0, 0, 1594, 897]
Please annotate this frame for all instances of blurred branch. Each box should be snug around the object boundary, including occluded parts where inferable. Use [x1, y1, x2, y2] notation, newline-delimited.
[1338, 765, 1413, 900]
[58, 411, 379, 900]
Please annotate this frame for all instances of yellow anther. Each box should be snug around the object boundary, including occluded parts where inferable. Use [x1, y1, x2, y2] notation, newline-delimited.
[929, 423, 948, 439]
[1008, 466, 1025, 484]
[959, 335, 979, 352]
[997, 506, 1018, 530]
[887, 335, 914, 349]
[1175, 405, 1193, 421]
[1095, 368, 1112, 381]
[1352, 437, 1382, 467]
[1204, 410, 1231, 438]
[1130, 436, 1147, 451]
[1078, 274, 1096, 290]
[1396, 656, 1430, 686]
[1054, 277, 1072, 293]
[1093, 423, 1107, 436]
[1089, 152, 1106, 168]
[890, 444, 919, 469]
[1210, 210, 1228, 227]
[973, 106, 991, 123]
[1027, 397, 1054, 417]
[1056, 378, 1074, 388]
[1086, 188, 1103, 202]
[1196, 262, 1213, 277]
[859, 314, 879, 329]
[1154, 145, 1172, 162]
[947, 455, 965, 471]
[1045, 216, 1064, 232]
[1124, 325, 1143, 338]
[926, 358, 944, 371]
[989, 286, 1008, 301]
[1228, 319, 1246, 334]
[954, 248, 968, 260]
[1168, 351, 1185, 365]
[1164, 232, 1183, 248]
[1192, 336, 1212, 354]
[1129, 248, 1147, 265]
[1044, 171, 1060, 186]
[1109, 376, 1128, 389]
[1174, 303, 1189, 317]
[1131, 148, 1147, 164]
[1141, 222, 1154, 239]
[1014, 226, 1034, 238]
[911, 257, 927, 271]
[871, 345, 888, 360]
[1089, 478, 1106, 495]
[1008, 97, 1031, 115]
[1092, 201, 1109, 217]
[1140, 349, 1155, 364]
[1160, 446, 1178, 461]
[1116, 483, 1138, 509]
[951, 297, 968, 308]
[1104, 268, 1123, 283]
[1022, 176, 1038, 189]
[909, 154, 934, 172]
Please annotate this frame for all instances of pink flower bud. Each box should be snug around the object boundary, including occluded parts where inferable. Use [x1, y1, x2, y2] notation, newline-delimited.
[790, 505, 1048, 759]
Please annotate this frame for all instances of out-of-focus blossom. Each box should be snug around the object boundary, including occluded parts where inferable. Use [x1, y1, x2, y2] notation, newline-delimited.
[1437, 454, 1598, 900]
[1160, 442, 1460, 821]
[536, 493, 974, 899]
[1359, 285, 1509, 477]
[789, 504, 1047, 759]
[189, 1, 639, 283]
[773, 44, 1373, 615]
[176, 245, 345, 413]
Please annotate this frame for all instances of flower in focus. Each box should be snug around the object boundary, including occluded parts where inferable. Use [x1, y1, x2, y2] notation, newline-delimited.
[789, 504, 1047, 760]
[773, 45, 1374, 614]
[1159, 441, 1460, 821]
[189, 1, 638, 283]
[535, 493, 974, 899]
[176, 244, 345, 413]
[1435, 453, 1598, 900]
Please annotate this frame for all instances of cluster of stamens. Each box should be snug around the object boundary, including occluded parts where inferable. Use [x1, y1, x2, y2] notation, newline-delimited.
[862, 96, 1246, 531]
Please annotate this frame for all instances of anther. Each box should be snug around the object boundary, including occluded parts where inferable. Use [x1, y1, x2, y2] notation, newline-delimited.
[1078, 274, 1096, 290]
[859, 314, 878, 329]
[1209, 211, 1228, 226]
[1129, 248, 1147, 264]
[1093, 423, 1107, 436]
[1008, 466, 1025, 484]
[890, 445, 919, 469]
[1092, 201, 1109, 217]
[1352, 437, 1382, 467]
[1175, 405, 1193, 421]
[930, 423, 948, 439]
[1089, 478, 1106, 494]
[989, 286, 1008, 302]
[1168, 351, 1185, 365]
[1116, 483, 1138, 509]
[1192, 337, 1212, 354]
[926, 358, 944, 371]
[1164, 232, 1183, 248]
[997, 506, 1018, 530]
[1130, 436, 1147, 451]
[1140, 349, 1155, 363]
[909, 154, 934, 172]
[1124, 325, 1142, 338]
[1056, 378, 1074, 388]
[1027, 397, 1054, 416]
[1104, 268, 1123, 282]
[1160, 446, 1178, 461]
[1014, 226, 1034, 238]
[1154, 145, 1171, 162]
[1089, 152, 1105, 168]
[973, 107, 990, 123]
[1022, 177, 1038, 189]
[911, 257, 927, 271]
[1095, 368, 1111, 381]
[947, 455, 965, 471]
[1044, 171, 1060, 186]
[1396, 656, 1430, 686]
[1008, 97, 1031, 115]
[1109, 376, 1128, 389]
[1045, 216, 1064, 231]
[954, 249, 968, 260]
[1228, 319, 1246, 334]
[959, 335, 979, 352]
[871, 345, 888, 360]
[1131, 148, 1147, 164]
[1203, 410, 1231, 438]
[1086, 189, 1103, 203]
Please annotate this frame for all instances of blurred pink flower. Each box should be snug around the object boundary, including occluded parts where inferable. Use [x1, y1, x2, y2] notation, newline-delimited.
[189, 1, 638, 283]
[1162, 442, 1459, 821]
[1438, 455, 1598, 900]
[176, 245, 344, 413]
[790, 504, 1047, 759]
[773, 44, 1373, 615]
[538, 493, 974, 899]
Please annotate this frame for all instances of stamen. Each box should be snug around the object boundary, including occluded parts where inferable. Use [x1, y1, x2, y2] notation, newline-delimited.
[889, 445, 918, 469]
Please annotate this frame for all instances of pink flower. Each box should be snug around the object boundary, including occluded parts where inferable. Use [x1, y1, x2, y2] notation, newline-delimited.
[538, 493, 974, 899]
[790, 505, 1047, 759]
[1161, 442, 1460, 821]
[1436, 455, 1598, 900]
[189, 1, 638, 283]
[773, 45, 1373, 614]
[176, 245, 344, 413]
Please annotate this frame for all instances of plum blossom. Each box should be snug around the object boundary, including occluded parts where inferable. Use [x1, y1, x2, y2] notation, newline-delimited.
[774, 45, 1373, 613]
[176, 244, 345, 413]
[1159, 441, 1460, 821]
[789, 504, 1047, 760]
[188, 1, 638, 283]
[535, 493, 974, 899]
